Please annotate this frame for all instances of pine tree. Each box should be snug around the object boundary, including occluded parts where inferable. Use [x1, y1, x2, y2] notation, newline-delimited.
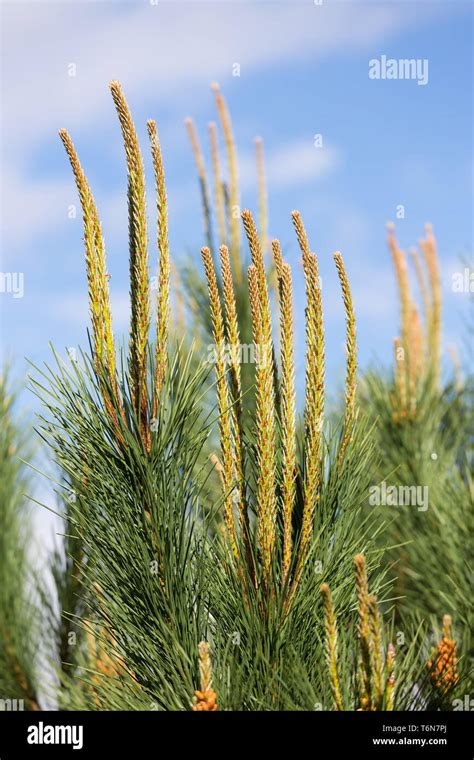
[0, 371, 40, 711]
[8, 81, 466, 712]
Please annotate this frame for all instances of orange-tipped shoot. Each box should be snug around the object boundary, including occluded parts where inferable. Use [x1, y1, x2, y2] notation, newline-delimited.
[185, 117, 213, 253]
[202, 246, 238, 559]
[368, 594, 384, 710]
[291, 211, 325, 582]
[277, 260, 297, 585]
[243, 212, 277, 584]
[255, 137, 268, 256]
[212, 83, 241, 284]
[192, 641, 218, 711]
[334, 251, 357, 463]
[387, 223, 411, 355]
[110, 80, 149, 444]
[209, 122, 227, 248]
[427, 614, 458, 692]
[147, 120, 170, 418]
[247, 261, 277, 583]
[354, 553, 372, 710]
[385, 643, 396, 710]
[219, 244, 249, 542]
[58, 128, 119, 421]
[419, 223, 441, 387]
[320, 583, 344, 710]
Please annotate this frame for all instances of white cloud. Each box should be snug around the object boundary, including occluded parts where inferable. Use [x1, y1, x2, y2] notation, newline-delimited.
[1, 0, 443, 156]
[0, 0, 448, 253]
[268, 143, 339, 189]
[239, 140, 339, 191]
[0, 168, 72, 251]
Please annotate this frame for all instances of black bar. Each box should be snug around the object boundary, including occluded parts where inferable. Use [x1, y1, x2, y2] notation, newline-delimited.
[0, 710, 472, 758]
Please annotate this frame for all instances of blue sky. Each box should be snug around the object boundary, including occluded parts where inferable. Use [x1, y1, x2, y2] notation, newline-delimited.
[1, 0, 472, 412]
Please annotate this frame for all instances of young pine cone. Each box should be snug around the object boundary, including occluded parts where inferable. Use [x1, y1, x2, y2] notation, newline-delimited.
[192, 689, 218, 711]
